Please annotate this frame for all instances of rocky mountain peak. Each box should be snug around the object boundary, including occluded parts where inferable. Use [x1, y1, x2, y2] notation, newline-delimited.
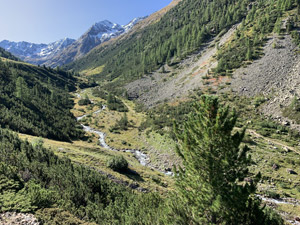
[87, 20, 124, 36]
[0, 17, 145, 67]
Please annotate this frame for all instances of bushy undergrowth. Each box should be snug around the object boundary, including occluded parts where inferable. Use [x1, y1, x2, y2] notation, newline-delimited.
[107, 155, 129, 172]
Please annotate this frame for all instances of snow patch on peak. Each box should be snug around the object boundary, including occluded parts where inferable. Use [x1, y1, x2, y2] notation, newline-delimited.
[84, 20, 125, 43]
[38, 38, 75, 57]
[0, 38, 75, 60]
[85, 17, 146, 43]
[122, 17, 147, 32]
[91, 20, 122, 32]
[0, 16, 146, 67]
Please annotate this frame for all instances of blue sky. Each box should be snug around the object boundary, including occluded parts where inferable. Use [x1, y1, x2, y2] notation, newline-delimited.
[0, 0, 172, 43]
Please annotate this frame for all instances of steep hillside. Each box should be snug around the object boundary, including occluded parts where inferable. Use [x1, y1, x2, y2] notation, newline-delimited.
[66, 0, 251, 93]
[0, 51, 82, 141]
[212, 0, 300, 133]
[71, 0, 182, 56]
[0, 47, 19, 61]
[123, 0, 299, 107]
[125, 23, 238, 107]
[230, 34, 300, 130]
[0, 128, 164, 224]
[105, 0, 182, 42]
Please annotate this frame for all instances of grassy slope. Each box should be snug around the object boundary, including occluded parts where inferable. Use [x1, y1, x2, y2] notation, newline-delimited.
[73, 87, 300, 206]
[66, 5, 300, 220]
[224, 94, 300, 220]
[12, 85, 299, 220]
[14, 90, 175, 192]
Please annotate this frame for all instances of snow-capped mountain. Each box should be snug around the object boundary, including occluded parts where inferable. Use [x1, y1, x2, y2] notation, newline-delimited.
[88, 20, 124, 42]
[47, 17, 146, 67]
[83, 17, 146, 46]
[0, 38, 75, 65]
[122, 17, 146, 32]
[74, 20, 126, 58]
[0, 17, 145, 67]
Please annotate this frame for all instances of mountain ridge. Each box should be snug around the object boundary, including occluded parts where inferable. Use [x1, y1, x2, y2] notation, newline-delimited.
[0, 38, 76, 65]
[0, 18, 145, 67]
[47, 17, 145, 67]
[0, 48, 82, 141]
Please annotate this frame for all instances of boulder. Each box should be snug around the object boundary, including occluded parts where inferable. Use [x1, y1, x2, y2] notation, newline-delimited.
[272, 164, 279, 170]
[287, 169, 298, 175]
[282, 121, 290, 126]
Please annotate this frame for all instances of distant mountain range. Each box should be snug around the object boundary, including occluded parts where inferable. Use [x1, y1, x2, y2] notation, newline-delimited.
[0, 38, 76, 65]
[0, 17, 145, 67]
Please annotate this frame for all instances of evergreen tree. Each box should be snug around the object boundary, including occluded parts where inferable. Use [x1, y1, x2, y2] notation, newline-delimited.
[246, 47, 253, 61]
[84, 93, 89, 101]
[273, 18, 282, 34]
[15, 76, 26, 99]
[107, 93, 115, 104]
[167, 95, 283, 225]
[121, 112, 129, 130]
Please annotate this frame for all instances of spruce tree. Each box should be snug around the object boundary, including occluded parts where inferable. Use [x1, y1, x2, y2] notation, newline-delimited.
[167, 95, 283, 225]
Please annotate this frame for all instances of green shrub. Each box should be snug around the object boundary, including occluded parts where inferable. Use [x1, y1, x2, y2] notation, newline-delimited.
[110, 113, 129, 132]
[78, 99, 91, 106]
[107, 155, 128, 172]
[242, 134, 254, 144]
[279, 182, 289, 189]
[107, 93, 128, 112]
[282, 97, 300, 123]
[0, 190, 35, 213]
[36, 208, 94, 225]
[264, 191, 280, 199]
[253, 96, 266, 107]
[92, 88, 107, 100]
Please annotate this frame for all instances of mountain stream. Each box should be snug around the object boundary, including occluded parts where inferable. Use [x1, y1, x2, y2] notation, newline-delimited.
[77, 105, 172, 175]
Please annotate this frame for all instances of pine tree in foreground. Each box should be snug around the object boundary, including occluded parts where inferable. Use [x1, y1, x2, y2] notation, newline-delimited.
[167, 95, 283, 225]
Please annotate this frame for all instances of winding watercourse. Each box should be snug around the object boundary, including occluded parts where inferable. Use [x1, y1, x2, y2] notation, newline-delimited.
[76, 105, 173, 175]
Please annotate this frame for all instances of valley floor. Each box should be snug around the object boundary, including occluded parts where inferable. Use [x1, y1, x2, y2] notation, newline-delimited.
[16, 86, 300, 223]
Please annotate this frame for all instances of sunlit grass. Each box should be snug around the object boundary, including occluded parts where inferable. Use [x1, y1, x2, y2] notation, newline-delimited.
[81, 65, 105, 76]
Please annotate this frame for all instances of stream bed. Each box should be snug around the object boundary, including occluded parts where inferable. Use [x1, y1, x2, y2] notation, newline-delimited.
[77, 105, 172, 175]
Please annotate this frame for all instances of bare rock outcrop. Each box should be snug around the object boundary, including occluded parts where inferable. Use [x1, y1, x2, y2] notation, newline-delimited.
[0, 212, 39, 225]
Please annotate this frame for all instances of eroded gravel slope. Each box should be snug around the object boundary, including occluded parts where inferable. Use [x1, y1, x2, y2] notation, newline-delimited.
[230, 34, 300, 131]
[126, 24, 239, 107]
[231, 35, 299, 97]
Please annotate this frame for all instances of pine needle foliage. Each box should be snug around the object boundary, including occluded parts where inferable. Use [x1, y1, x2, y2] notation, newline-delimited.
[168, 95, 283, 225]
